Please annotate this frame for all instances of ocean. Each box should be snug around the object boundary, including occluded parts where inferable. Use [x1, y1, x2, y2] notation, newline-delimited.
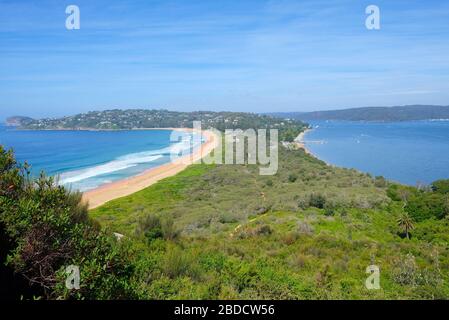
[304, 120, 449, 186]
[0, 127, 200, 191]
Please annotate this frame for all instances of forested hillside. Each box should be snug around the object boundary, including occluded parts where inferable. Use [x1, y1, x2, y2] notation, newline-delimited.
[272, 105, 449, 122]
[7, 109, 307, 142]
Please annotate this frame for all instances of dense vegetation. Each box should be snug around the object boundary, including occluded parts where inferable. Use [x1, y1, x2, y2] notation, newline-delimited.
[271, 105, 449, 122]
[2, 139, 449, 299]
[89, 147, 449, 299]
[388, 182, 449, 223]
[0, 146, 137, 299]
[8, 109, 307, 142]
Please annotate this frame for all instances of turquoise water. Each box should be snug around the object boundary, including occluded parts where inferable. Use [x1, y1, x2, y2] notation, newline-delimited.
[305, 120, 449, 185]
[0, 127, 199, 191]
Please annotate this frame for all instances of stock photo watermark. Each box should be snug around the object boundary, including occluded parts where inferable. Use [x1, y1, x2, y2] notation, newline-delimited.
[66, 5, 80, 30]
[65, 265, 80, 290]
[61, 261, 382, 291]
[63, 5, 380, 31]
[366, 5, 381, 30]
[169, 121, 279, 175]
[365, 265, 381, 290]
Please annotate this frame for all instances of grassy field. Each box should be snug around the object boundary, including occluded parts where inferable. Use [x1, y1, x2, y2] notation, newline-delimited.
[90, 147, 449, 299]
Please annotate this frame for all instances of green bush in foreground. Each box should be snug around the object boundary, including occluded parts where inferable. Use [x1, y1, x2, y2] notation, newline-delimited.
[388, 183, 449, 222]
[432, 179, 449, 194]
[0, 146, 137, 299]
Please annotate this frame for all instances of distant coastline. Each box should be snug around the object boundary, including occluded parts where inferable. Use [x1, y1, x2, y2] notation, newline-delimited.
[270, 105, 449, 122]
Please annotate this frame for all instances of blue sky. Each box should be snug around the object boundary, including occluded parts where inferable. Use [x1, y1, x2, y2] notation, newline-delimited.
[1, 0, 449, 120]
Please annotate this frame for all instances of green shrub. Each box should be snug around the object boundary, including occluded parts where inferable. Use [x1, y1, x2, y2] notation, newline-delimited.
[297, 197, 308, 210]
[137, 214, 163, 241]
[431, 179, 449, 194]
[388, 182, 449, 222]
[136, 214, 178, 242]
[297, 221, 314, 235]
[254, 224, 273, 236]
[374, 176, 387, 188]
[288, 253, 308, 269]
[406, 193, 449, 222]
[282, 231, 299, 245]
[0, 146, 137, 299]
[309, 193, 326, 209]
[236, 223, 273, 239]
[161, 216, 179, 241]
[393, 254, 419, 286]
[162, 245, 195, 279]
[324, 202, 337, 216]
[387, 184, 417, 202]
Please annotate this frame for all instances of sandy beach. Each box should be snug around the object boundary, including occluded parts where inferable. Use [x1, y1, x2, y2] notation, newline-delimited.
[83, 128, 219, 209]
[295, 128, 334, 167]
[294, 128, 312, 154]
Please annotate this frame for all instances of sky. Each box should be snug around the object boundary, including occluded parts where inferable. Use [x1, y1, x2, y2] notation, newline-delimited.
[1, 0, 449, 120]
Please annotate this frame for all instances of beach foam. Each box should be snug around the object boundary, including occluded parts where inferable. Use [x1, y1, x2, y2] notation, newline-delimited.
[59, 154, 164, 184]
[59, 132, 202, 187]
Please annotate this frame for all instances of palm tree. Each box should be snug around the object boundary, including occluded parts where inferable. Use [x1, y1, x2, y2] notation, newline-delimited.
[397, 212, 415, 239]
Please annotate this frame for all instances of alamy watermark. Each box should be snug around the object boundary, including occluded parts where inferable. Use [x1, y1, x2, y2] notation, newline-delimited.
[65, 265, 80, 290]
[365, 265, 381, 290]
[63, 5, 378, 31]
[63, 5, 380, 31]
[66, 5, 80, 30]
[169, 121, 279, 175]
[366, 5, 381, 30]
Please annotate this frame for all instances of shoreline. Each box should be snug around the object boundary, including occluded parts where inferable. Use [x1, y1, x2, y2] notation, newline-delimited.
[294, 127, 332, 166]
[82, 128, 219, 209]
[294, 128, 312, 154]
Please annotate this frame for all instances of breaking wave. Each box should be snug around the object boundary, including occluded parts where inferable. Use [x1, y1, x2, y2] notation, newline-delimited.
[59, 134, 201, 186]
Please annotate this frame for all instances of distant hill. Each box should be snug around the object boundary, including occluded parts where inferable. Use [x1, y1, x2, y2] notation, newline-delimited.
[10, 109, 307, 142]
[5, 116, 34, 126]
[270, 105, 449, 121]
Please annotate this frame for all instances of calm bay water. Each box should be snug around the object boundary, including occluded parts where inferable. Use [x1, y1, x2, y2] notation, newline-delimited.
[0, 126, 198, 191]
[304, 120, 449, 185]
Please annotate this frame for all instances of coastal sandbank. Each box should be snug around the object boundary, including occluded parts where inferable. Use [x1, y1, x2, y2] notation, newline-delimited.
[83, 128, 219, 209]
